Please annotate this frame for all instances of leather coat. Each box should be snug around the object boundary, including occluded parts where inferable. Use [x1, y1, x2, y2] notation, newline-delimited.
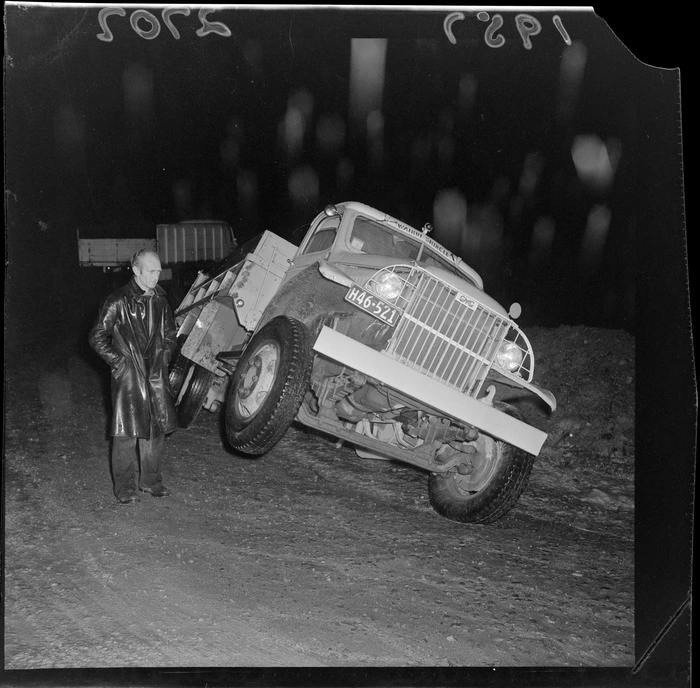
[89, 278, 178, 438]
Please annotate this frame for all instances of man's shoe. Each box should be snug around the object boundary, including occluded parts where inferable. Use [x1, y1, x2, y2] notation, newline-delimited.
[140, 485, 171, 498]
[117, 491, 140, 504]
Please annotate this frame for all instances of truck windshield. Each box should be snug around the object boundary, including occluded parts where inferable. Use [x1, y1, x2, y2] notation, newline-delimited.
[348, 215, 472, 282]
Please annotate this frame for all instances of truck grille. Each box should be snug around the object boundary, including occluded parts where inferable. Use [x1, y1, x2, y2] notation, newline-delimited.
[367, 266, 532, 397]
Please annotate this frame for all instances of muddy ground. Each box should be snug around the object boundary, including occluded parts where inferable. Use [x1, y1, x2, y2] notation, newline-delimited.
[4, 324, 637, 677]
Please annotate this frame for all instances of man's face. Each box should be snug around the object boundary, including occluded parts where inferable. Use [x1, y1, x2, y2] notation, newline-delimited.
[133, 253, 162, 291]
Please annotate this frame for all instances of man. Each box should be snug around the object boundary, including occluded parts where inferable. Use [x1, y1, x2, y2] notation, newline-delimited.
[89, 249, 179, 504]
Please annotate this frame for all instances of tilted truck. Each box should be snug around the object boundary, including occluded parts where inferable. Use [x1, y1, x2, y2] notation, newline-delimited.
[169, 201, 557, 523]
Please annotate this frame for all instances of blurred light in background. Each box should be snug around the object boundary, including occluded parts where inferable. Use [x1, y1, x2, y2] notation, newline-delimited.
[528, 215, 556, 269]
[173, 178, 193, 219]
[557, 40, 587, 124]
[437, 109, 456, 170]
[408, 112, 456, 181]
[336, 157, 355, 194]
[315, 113, 346, 156]
[366, 109, 384, 166]
[280, 107, 304, 159]
[288, 164, 319, 207]
[606, 137, 622, 172]
[279, 88, 314, 160]
[237, 170, 258, 210]
[458, 73, 478, 116]
[242, 39, 264, 80]
[349, 39, 387, 134]
[220, 139, 240, 167]
[490, 175, 511, 206]
[508, 194, 524, 227]
[290, 89, 314, 120]
[54, 103, 84, 155]
[571, 134, 619, 192]
[519, 151, 545, 198]
[410, 136, 430, 180]
[579, 203, 611, 272]
[122, 61, 154, 124]
[465, 204, 504, 286]
[473, 206, 504, 256]
[433, 187, 504, 286]
[433, 187, 467, 255]
[220, 116, 244, 167]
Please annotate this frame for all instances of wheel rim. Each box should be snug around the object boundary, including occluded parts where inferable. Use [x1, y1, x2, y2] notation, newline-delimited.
[176, 364, 195, 406]
[234, 342, 279, 419]
[448, 434, 502, 494]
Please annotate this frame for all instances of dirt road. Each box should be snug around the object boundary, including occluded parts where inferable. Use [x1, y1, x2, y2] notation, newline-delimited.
[4, 326, 635, 670]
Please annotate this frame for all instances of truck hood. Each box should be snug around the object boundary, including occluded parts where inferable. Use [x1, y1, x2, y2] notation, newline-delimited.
[330, 252, 509, 317]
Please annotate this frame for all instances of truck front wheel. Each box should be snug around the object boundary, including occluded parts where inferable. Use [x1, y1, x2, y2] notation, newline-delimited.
[428, 403, 534, 524]
[225, 316, 312, 456]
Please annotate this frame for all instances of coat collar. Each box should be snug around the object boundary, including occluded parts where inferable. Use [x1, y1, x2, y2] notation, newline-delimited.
[127, 277, 166, 298]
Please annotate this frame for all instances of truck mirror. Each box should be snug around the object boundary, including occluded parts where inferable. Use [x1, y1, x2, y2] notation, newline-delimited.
[324, 204, 339, 217]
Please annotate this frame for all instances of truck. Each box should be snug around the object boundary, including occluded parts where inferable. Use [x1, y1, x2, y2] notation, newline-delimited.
[77, 220, 236, 305]
[169, 201, 557, 524]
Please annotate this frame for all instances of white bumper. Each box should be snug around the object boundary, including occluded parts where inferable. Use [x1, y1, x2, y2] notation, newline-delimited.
[313, 326, 549, 456]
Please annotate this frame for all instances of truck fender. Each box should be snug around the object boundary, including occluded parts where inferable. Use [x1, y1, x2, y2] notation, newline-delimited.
[317, 260, 354, 288]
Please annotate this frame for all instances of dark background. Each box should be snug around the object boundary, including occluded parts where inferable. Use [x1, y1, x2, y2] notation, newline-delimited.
[6, 5, 661, 349]
[4, 4, 693, 684]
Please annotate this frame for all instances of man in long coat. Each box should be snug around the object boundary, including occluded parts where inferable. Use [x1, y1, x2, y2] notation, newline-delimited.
[89, 249, 179, 504]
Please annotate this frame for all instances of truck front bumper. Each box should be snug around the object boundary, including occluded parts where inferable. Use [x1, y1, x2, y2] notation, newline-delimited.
[312, 326, 549, 456]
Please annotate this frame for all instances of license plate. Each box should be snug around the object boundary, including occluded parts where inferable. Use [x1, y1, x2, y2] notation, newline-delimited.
[344, 286, 400, 326]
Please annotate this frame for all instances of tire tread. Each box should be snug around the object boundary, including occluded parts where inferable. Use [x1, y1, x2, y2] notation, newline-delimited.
[226, 317, 312, 455]
[428, 403, 534, 524]
[177, 364, 214, 428]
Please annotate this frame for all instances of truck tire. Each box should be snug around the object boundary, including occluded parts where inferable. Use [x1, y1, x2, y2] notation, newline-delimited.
[168, 335, 189, 399]
[225, 316, 312, 456]
[176, 363, 215, 429]
[428, 403, 534, 524]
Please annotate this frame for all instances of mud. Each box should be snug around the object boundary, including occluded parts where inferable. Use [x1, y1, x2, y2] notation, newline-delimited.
[4, 326, 635, 671]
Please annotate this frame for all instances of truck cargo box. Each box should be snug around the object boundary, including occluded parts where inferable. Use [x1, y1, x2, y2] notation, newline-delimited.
[156, 221, 235, 265]
[77, 222, 235, 269]
[78, 237, 156, 267]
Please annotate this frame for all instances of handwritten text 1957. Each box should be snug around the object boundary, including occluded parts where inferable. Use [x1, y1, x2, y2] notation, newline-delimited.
[444, 12, 572, 49]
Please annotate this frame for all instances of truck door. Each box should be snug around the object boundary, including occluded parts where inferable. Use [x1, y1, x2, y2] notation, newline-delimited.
[281, 214, 341, 286]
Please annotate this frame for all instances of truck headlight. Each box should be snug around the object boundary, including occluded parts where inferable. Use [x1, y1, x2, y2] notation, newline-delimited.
[496, 341, 523, 372]
[370, 272, 403, 301]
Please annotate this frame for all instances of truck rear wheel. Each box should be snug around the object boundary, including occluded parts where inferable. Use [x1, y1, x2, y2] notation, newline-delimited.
[225, 316, 312, 456]
[168, 335, 189, 399]
[176, 363, 214, 429]
[428, 403, 534, 524]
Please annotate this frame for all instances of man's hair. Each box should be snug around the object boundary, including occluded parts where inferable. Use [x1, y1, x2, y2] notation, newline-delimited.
[131, 249, 160, 269]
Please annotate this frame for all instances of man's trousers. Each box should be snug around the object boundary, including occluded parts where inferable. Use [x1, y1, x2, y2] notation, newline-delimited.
[111, 431, 164, 498]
